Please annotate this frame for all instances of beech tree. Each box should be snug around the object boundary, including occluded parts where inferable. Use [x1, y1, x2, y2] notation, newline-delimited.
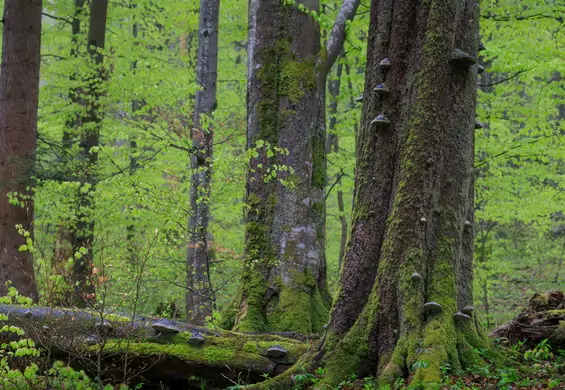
[186, 0, 220, 324]
[274, 0, 487, 386]
[220, 0, 360, 335]
[69, 0, 109, 305]
[0, 0, 43, 301]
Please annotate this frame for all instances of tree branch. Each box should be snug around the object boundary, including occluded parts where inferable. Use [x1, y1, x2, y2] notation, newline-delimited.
[478, 69, 528, 87]
[322, 0, 361, 77]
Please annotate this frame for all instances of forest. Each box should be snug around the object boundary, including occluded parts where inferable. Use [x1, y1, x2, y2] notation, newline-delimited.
[1, 0, 565, 389]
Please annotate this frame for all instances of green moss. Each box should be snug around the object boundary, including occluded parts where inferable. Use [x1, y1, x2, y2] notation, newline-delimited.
[266, 271, 329, 335]
[280, 57, 317, 103]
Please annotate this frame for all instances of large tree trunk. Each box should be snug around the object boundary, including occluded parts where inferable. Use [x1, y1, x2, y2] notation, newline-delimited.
[221, 0, 327, 335]
[303, 0, 488, 386]
[70, 0, 109, 306]
[186, 0, 220, 325]
[221, 0, 360, 336]
[0, 0, 43, 301]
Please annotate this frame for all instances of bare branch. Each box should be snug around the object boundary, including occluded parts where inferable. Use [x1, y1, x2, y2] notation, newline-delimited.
[478, 69, 528, 87]
[323, 0, 361, 77]
[42, 12, 72, 25]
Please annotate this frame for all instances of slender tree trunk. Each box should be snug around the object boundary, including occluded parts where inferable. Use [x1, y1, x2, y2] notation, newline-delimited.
[0, 0, 42, 301]
[221, 0, 360, 335]
[186, 0, 220, 324]
[301, 0, 489, 386]
[70, 0, 109, 306]
[326, 52, 348, 272]
[51, 0, 85, 307]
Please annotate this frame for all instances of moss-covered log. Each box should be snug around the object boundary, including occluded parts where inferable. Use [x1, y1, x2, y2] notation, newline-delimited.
[0, 305, 310, 389]
[490, 291, 565, 349]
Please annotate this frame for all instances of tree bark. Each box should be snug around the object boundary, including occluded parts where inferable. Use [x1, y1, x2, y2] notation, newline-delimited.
[186, 0, 220, 325]
[0, 304, 308, 389]
[50, 0, 86, 307]
[0, 0, 43, 301]
[70, 0, 109, 306]
[294, 0, 488, 386]
[221, 0, 360, 336]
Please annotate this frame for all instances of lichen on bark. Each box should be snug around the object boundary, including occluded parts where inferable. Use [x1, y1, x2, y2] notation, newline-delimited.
[256, 0, 493, 387]
[221, 0, 331, 335]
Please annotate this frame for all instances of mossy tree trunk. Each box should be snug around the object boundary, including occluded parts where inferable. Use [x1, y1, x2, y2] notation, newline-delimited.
[0, 0, 42, 302]
[70, 0, 109, 306]
[221, 0, 360, 335]
[309, 0, 488, 386]
[186, 0, 220, 325]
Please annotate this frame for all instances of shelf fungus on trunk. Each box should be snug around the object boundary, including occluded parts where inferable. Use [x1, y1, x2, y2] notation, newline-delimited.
[373, 83, 390, 95]
[478, 41, 486, 51]
[464, 220, 473, 228]
[450, 49, 476, 68]
[454, 311, 471, 323]
[379, 57, 391, 69]
[475, 119, 484, 129]
[461, 305, 475, 315]
[477, 64, 485, 74]
[371, 114, 390, 127]
[411, 272, 422, 281]
[355, 94, 364, 102]
[424, 301, 443, 314]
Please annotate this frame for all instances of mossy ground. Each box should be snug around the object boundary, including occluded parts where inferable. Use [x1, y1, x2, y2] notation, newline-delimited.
[249, 341, 565, 390]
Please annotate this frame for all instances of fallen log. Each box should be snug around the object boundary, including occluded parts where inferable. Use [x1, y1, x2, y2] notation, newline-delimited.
[490, 290, 565, 349]
[0, 304, 311, 389]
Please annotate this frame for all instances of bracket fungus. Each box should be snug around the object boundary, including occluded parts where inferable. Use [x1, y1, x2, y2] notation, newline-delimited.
[420, 217, 427, 224]
[267, 345, 288, 359]
[478, 41, 486, 51]
[371, 114, 390, 127]
[475, 119, 484, 129]
[152, 319, 180, 334]
[477, 64, 485, 74]
[373, 83, 390, 94]
[189, 331, 205, 346]
[461, 305, 475, 315]
[424, 301, 443, 314]
[411, 272, 422, 281]
[454, 311, 471, 323]
[464, 220, 473, 228]
[450, 49, 476, 68]
[379, 58, 391, 69]
[355, 94, 363, 103]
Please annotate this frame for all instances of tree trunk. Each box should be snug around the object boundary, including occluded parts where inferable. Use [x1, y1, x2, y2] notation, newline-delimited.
[0, 304, 309, 389]
[221, 0, 360, 336]
[186, 0, 220, 325]
[326, 52, 348, 272]
[0, 0, 42, 301]
[69, 0, 109, 307]
[303, 0, 488, 386]
[50, 0, 86, 307]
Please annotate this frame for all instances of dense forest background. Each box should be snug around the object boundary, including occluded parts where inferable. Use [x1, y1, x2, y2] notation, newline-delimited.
[3, 0, 565, 329]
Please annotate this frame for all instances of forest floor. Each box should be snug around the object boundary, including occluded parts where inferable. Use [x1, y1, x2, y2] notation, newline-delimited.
[283, 341, 565, 390]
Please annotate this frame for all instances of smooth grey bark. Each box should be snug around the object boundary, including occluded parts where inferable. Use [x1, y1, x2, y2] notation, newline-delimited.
[221, 0, 360, 335]
[0, 0, 43, 301]
[326, 52, 348, 272]
[186, 0, 220, 325]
